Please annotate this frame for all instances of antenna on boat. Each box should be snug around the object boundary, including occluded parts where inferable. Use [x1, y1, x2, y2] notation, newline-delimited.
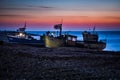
[61, 18, 63, 24]
[23, 21, 26, 32]
[24, 21, 26, 28]
[88, 27, 91, 31]
[17, 21, 26, 32]
[93, 26, 95, 32]
[60, 19, 63, 36]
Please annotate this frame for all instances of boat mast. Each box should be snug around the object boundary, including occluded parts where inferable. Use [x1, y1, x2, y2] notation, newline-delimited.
[24, 21, 26, 29]
[93, 26, 95, 33]
[60, 19, 63, 36]
[22, 21, 26, 32]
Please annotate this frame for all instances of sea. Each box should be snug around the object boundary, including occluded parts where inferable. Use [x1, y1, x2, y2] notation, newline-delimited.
[27, 31, 120, 51]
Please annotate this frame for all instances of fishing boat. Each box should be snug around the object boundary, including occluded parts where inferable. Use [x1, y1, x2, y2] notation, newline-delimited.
[77, 27, 106, 50]
[45, 22, 77, 48]
[0, 22, 44, 46]
[45, 23, 65, 48]
[45, 35, 64, 48]
[7, 34, 44, 46]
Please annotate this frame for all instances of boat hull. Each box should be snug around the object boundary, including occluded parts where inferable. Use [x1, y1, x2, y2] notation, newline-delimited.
[45, 36, 64, 48]
[77, 41, 106, 50]
[7, 36, 44, 46]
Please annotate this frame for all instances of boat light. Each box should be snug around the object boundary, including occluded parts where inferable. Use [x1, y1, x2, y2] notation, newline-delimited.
[18, 33, 25, 37]
[51, 32, 55, 36]
[19, 33, 23, 36]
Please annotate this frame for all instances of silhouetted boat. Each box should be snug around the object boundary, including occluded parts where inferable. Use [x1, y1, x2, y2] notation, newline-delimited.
[77, 27, 106, 50]
[45, 21, 106, 49]
[0, 22, 44, 46]
[45, 22, 77, 48]
[45, 35, 64, 48]
[45, 23, 64, 48]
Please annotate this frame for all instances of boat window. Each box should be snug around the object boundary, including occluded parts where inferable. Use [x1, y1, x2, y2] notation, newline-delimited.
[68, 37, 71, 40]
[72, 38, 76, 41]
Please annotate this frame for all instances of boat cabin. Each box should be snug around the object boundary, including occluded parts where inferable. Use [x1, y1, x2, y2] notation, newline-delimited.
[65, 35, 77, 46]
[82, 31, 98, 42]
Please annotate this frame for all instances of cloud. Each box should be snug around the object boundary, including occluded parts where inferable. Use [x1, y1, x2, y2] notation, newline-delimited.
[0, 5, 55, 11]
[39, 6, 53, 9]
[0, 14, 33, 18]
[27, 5, 54, 9]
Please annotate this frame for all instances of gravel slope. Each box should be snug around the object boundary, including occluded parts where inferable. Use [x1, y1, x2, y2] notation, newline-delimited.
[0, 43, 120, 80]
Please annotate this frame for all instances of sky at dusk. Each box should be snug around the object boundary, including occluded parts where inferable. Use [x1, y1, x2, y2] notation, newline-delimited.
[0, 0, 120, 31]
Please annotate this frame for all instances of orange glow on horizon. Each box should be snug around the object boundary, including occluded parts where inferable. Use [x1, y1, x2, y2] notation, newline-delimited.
[0, 16, 120, 25]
